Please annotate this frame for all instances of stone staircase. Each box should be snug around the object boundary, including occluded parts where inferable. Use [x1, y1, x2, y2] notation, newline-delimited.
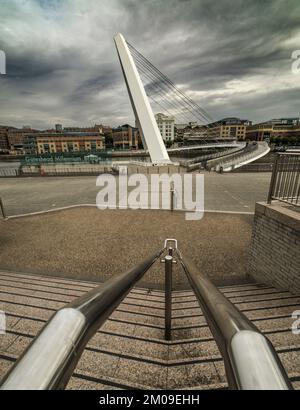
[0, 269, 299, 389]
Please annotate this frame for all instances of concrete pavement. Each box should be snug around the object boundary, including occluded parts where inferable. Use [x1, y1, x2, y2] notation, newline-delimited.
[0, 172, 271, 216]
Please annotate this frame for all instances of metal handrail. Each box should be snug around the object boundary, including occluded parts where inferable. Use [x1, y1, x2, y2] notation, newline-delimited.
[216, 142, 269, 171]
[267, 152, 300, 206]
[176, 249, 293, 390]
[0, 239, 294, 390]
[0, 248, 164, 390]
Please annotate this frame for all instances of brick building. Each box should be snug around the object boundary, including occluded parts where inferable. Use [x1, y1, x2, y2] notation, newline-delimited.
[24, 132, 105, 155]
[246, 118, 300, 142]
[0, 126, 12, 151]
[111, 124, 139, 149]
[205, 117, 252, 140]
[7, 127, 37, 152]
[0, 126, 38, 153]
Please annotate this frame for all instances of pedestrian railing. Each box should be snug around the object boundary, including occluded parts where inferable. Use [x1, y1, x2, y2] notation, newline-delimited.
[180, 143, 246, 169]
[215, 142, 270, 172]
[0, 239, 293, 390]
[267, 152, 300, 207]
[0, 168, 19, 177]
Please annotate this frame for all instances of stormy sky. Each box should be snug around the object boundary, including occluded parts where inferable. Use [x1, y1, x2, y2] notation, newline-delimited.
[0, 0, 299, 129]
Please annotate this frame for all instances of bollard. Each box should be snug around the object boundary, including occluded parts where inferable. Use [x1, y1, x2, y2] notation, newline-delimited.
[165, 255, 172, 340]
[170, 188, 175, 211]
[0, 198, 5, 219]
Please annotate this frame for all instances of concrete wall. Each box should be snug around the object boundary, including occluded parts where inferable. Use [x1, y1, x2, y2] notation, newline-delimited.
[249, 201, 300, 294]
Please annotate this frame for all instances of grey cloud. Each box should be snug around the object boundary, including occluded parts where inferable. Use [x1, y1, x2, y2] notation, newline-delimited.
[0, 0, 299, 129]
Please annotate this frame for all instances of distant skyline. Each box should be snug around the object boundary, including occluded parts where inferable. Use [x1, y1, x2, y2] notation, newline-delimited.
[0, 0, 300, 129]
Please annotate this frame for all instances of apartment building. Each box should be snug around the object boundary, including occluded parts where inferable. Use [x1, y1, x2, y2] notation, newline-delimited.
[246, 118, 300, 141]
[111, 124, 139, 149]
[155, 113, 175, 142]
[24, 132, 105, 155]
[6, 127, 38, 153]
[206, 117, 252, 139]
[0, 126, 12, 151]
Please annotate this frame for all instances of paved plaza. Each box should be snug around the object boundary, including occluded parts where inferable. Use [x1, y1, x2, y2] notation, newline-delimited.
[0, 172, 271, 216]
[0, 172, 269, 287]
[0, 207, 253, 288]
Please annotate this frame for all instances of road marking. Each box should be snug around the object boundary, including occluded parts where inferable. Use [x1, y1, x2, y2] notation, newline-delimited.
[4, 204, 254, 220]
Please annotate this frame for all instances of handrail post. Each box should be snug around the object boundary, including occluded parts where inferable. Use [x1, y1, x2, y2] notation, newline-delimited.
[165, 255, 172, 341]
[170, 181, 175, 211]
[267, 153, 280, 204]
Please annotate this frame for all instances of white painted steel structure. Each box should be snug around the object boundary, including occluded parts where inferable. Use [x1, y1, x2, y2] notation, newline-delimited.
[114, 33, 171, 164]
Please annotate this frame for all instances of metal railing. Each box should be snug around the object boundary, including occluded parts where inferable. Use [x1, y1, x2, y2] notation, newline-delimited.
[0, 248, 164, 390]
[175, 247, 292, 390]
[0, 239, 293, 390]
[179, 143, 246, 169]
[215, 142, 270, 172]
[267, 152, 300, 207]
[0, 168, 19, 177]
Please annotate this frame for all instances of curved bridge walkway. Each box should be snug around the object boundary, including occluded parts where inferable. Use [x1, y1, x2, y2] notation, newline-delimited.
[212, 142, 270, 173]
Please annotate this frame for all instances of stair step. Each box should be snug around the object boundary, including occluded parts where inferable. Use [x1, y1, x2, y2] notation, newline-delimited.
[66, 377, 123, 390]
[0, 277, 85, 297]
[0, 270, 98, 291]
[0, 357, 14, 382]
[212, 349, 300, 387]
[2, 345, 299, 390]
[292, 381, 300, 390]
[0, 285, 76, 303]
[3, 321, 299, 365]
[0, 270, 299, 390]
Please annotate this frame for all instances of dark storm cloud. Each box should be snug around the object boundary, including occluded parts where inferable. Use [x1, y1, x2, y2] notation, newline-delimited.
[0, 0, 299, 128]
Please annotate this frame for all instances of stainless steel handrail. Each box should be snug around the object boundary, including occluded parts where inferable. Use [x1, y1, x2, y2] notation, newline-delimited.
[176, 249, 293, 390]
[0, 248, 164, 390]
[267, 152, 300, 206]
[0, 240, 294, 390]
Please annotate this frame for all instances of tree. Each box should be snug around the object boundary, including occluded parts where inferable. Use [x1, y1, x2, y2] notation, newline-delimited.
[104, 133, 113, 148]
